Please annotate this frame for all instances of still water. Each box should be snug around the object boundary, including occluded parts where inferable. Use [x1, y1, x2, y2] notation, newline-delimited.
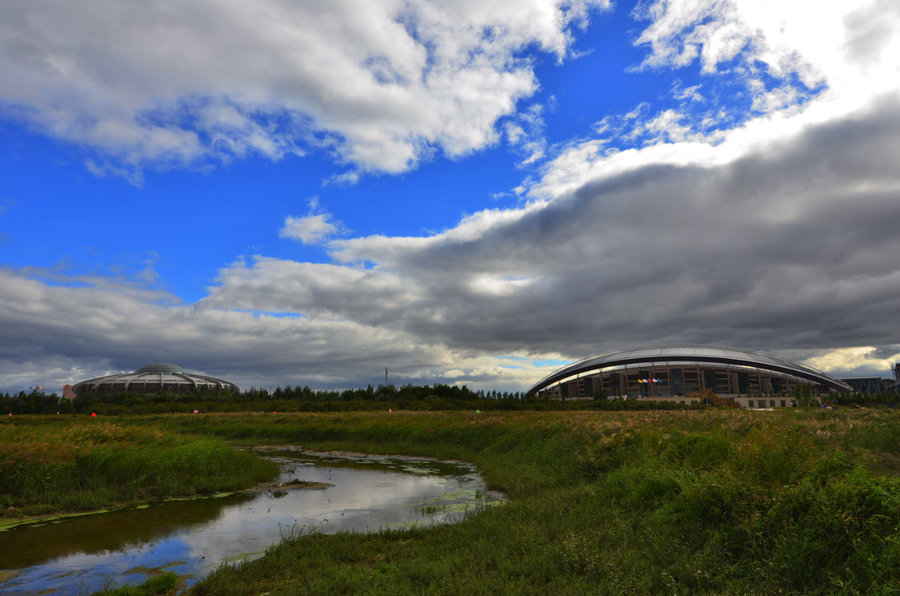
[0, 449, 500, 595]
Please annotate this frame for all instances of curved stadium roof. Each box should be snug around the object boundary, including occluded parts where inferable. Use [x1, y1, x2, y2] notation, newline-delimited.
[527, 344, 852, 395]
[74, 362, 238, 395]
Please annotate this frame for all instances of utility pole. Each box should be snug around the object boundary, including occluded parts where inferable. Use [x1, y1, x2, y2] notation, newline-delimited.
[385, 367, 389, 386]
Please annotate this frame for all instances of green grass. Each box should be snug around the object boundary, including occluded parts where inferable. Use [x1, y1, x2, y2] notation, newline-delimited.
[182, 409, 900, 595]
[0, 417, 279, 518]
[92, 571, 179, 596]
[4, 409, 899, 593]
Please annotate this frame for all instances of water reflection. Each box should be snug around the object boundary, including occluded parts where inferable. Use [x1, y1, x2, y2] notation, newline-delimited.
[0, 495, 252, 570]
[0, 451, 499, 595]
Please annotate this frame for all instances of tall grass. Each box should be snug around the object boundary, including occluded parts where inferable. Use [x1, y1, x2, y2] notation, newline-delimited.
[93, 571, 179, 596]
[0, 417, 279, 517]
[184, 409, 900, 594]
[4, 410, 898, 593]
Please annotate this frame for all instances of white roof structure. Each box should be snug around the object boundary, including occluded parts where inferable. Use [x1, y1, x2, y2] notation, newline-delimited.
[74, 362, 238, 395]
[527, 344, 852, 395]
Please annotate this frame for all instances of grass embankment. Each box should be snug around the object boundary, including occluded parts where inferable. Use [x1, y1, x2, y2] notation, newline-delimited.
[169, 409, 900, 595]
[0, 417, 279, 521]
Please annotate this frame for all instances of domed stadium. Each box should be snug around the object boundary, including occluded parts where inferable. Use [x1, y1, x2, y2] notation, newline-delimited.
[73, 363, 238, 396]
[527, 345, 852, 408]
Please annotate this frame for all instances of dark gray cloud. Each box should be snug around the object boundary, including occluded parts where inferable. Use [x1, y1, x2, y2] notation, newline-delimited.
[196, 94, 900, 372]
[3, 98, 900, 392]
[327, 96, 900, 354]
[0, 269, 451, 392]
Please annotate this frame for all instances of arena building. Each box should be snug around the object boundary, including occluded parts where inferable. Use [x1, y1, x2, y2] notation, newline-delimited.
[527, 345, 852, 408]
[73, 363, 238, 396]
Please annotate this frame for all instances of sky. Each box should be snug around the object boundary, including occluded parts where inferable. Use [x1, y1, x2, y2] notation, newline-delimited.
[2, 0, 900, 394]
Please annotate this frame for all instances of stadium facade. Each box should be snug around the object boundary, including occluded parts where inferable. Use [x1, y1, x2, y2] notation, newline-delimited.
[73, 363, 238, 396]
[528, 345, 852, 408]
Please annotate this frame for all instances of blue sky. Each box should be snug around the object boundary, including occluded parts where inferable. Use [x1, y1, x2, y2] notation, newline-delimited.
[2, 0, 900, 392]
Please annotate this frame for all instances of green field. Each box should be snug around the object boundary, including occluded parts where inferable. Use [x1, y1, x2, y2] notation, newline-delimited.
[0, 416, 279, 521]
[3, 409, 899, 594]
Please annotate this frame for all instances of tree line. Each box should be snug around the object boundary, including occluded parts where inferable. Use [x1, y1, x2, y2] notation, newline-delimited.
[0, 383, 703, 415]
[7, 381, 892, 416]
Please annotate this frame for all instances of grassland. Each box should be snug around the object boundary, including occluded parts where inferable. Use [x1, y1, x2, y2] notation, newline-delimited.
[3, 409, 899, 593]
[167, 408, 900, 594]
[0, 416, 279, 522]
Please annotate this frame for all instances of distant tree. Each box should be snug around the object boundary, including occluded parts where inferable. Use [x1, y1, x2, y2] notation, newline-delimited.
[791, 383, 818, 407]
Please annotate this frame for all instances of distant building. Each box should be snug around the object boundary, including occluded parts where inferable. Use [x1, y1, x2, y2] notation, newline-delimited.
[840, 377, 897, 394]
[74, 363, 238, 396]
[62, 384, 76, 399]
[527, 344, 852, 409]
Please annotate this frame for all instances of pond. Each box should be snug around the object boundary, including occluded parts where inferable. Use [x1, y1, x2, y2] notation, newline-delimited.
[0, 449, 501, 595]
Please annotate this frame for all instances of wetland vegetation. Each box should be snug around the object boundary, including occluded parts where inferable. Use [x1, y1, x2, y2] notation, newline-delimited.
[2, 408, 899, 594]
[0, 418, 279, 521]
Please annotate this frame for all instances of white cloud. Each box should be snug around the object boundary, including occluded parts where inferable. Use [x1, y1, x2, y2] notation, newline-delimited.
[633, 0, 900, 109]
[633, 0, 825, 84]
[524, 0, 897, 205]
[468, 274, 535, 296]
[280, 197, 346, 245]
[630, 109, 697, 144]
[504, 103, 548, 165]
[532, 0, 900, 201]
[0, 0, 609, 177]
[804, 347, 900, 378]
[671, 81, 704, 103]
[280, 214, 340, 245]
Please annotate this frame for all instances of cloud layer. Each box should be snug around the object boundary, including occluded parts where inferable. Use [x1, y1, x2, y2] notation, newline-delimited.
[207, 93, 900, 357]
[4, 93, 899, 391]
[0, 0, 606, 176]
[2, 0, 900, 392]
